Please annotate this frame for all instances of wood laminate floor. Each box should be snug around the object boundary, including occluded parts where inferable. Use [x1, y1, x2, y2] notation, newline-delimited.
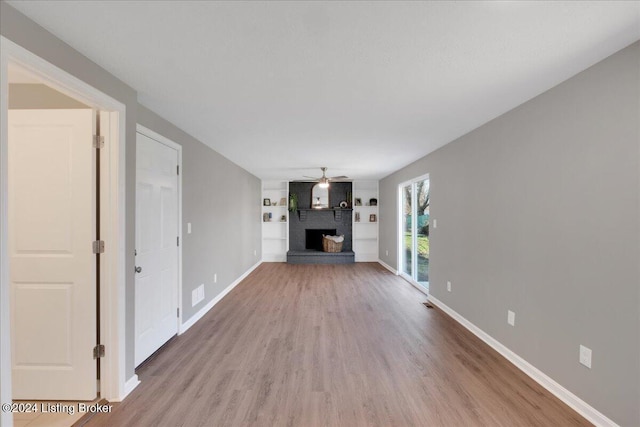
[85, 263, 590, 426]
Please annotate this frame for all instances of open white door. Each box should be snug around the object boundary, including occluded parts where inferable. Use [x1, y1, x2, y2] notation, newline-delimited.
[135, 132, 179, 366]
[9, 109, 97, 400]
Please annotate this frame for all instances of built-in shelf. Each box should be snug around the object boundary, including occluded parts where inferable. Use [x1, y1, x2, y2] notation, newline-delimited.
[353, 180, 379, 262]
[262, 180, 289, 262]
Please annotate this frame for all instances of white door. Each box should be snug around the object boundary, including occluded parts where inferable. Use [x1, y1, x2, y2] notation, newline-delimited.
[9, 109, 97, 400]
[135, 132, 179, 366]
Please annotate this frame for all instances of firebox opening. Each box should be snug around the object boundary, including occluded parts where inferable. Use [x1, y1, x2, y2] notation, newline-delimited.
[305, 228, 337, 251]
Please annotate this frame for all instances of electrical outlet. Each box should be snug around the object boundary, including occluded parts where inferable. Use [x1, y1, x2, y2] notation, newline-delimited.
[187, 222, 192, 234]
[385, 250, 389, 257]
[507, 310, 515, 326]
[447, 281, 451, 292]
[254, 249, 257, 257]
[214, 273, 217, 283]
[579, 345, 592, 368]
[433, 219, 437, 229]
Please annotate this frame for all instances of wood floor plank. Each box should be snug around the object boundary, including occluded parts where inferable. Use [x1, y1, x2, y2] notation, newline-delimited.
[86, 263, 590, 426]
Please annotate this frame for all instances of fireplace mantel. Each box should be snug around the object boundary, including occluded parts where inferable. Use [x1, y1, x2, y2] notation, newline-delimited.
[296, 208, 352, 221]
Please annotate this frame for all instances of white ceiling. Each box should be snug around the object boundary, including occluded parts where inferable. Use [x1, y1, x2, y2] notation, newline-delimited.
[8, 1, 639, 180]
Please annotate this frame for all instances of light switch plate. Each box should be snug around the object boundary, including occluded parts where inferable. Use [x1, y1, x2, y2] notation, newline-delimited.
[579, 345, 592, 368]
[507, 310, 515, 326]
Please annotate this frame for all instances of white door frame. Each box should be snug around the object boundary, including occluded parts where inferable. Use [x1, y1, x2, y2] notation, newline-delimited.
[398, 173, 430, 296]
[0, 36, 127, 423]
[135, 124, 183, 335]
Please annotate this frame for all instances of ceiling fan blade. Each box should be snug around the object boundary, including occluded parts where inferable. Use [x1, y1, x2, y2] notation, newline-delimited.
[302, 176, 320, 180]
[329, 175, 349, 180]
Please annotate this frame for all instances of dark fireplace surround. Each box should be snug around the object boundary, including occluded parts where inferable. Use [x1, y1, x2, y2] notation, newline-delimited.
[287, 182, 354, 264]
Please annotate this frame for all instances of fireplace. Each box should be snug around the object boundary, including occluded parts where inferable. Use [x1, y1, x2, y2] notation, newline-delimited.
[287, 181, 354, 264]
[305, 228, 337, 251]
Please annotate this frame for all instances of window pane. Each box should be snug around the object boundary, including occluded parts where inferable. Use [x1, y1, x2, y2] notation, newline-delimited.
[416, 180, 429, 286]
[402, 185, 412, 277]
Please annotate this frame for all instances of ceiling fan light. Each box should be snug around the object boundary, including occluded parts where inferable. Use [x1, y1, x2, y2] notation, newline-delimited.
[319, 180, 329, 188]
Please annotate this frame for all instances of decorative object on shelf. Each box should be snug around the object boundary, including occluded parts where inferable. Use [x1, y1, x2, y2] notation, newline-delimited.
[369, 214, 377, 222]
[339, 201, 348, 208]
[279, 197, 286, 206]
[288, 193, 298, 212]
[263, 198, 271, 206]
[369, 198, 378, 206]
[263, 213, 270, 222]
[322, 234, 344, 253]
[280, 215, 286, 222]
[355, 198, 362, 206]
[355, 212, 360, 222]
[272, 201, 277, 206]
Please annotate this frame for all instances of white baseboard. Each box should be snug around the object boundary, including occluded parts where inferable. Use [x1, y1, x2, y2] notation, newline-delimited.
[179, 260, 262, 334]
[428, 295, 618, 427]
[117, 374, 140, 401]
[377, 259, 398, 274]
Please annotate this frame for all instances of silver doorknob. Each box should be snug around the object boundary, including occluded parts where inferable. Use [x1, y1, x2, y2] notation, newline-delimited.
[135, 266, 142, 273]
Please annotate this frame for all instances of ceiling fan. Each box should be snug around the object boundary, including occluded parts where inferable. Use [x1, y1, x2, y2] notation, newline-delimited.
[297, 167, 349, 188]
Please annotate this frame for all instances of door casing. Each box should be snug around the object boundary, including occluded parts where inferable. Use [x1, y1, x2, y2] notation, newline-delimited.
[0, 36, 128, 424]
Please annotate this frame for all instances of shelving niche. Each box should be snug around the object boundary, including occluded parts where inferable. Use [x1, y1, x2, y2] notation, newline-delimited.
[352, 180, 379, 262]
[261, 181, 289, 262]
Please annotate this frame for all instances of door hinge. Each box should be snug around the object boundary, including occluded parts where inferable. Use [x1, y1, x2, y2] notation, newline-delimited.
[93, 135, 105, 149]
[93, 344, 105, 359]
[177, 165, 180, 175]
[92, 240, 105, 254]
[177, 236, 179, 247]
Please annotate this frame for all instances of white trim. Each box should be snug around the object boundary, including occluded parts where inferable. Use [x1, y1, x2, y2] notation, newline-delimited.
[179, 261, 262, 334]
[377, 259, 398, 275]
[0, 36, 12, 427]
[135, 124, 183, 332]
[98, 110, 126, 404]
[116, 374, 140, 402]
[400, 273, 429, 296]
[0, 37, 127, 409]
[135, 124, 181, 151]
[428, 295, 619, 427]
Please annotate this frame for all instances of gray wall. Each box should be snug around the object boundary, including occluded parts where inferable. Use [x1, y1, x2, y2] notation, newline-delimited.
[379, 41, 640, 426]
[137, 105, 261, 321]
[9, 83, 89, 109]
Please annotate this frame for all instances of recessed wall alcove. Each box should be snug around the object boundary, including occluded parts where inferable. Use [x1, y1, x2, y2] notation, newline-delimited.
[287, 182, 355, 264]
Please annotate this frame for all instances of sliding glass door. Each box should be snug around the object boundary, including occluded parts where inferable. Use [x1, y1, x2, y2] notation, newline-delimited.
[399, 176, 429, 292]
